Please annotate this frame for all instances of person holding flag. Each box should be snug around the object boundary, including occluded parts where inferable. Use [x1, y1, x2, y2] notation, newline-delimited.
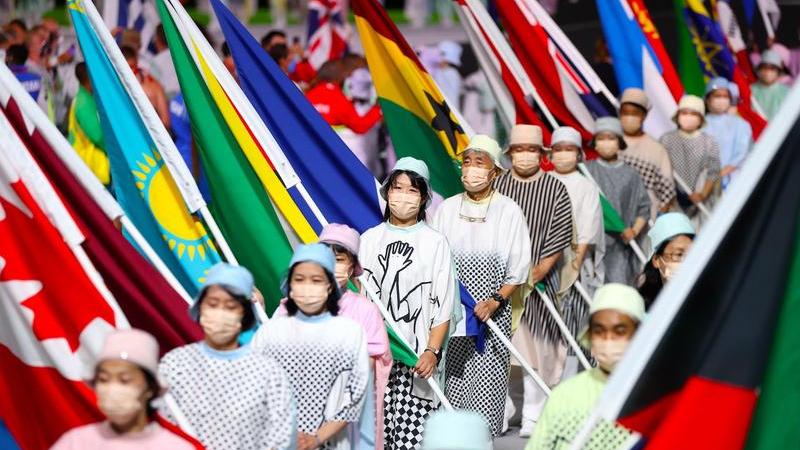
[51, 330, 197, 449]
[432, 135, 531, 438]
[492, 124, 574, 437]
[525, 284, 643, 450]
[703, 77, 753, 190]
[253, 244, 370, 450]
[319, 223, 392, 449]
[359, 157, 457, 450]
[618, 88, 676, 221]
[548, 126, 605, 294]
[159, 263, 294, 450]
[660, 95, 721, 224]
[586, 117, 650, 285]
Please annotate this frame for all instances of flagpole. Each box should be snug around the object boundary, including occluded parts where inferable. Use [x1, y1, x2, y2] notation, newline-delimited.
[485, 317, 551, 395]
[120, 216, 194, 304]
[672, 172, 712, 219]
[574, 280, 593, 307]
[359, 275, 455, 410]
[536, 286, 592, 370]
[80, 0, 238, 264]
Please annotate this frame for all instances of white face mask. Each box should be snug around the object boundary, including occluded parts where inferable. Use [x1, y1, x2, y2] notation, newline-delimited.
[594, 138, 619, 160]
[620, 114, 643, 135]
[292, 283, 330, 313]
[387, 192, 421, 221]
[591, 338, 630, 373]
[677, 112, 702, 132]
[200, 308, 242, 345]
[511, 152, 540, 175]
[334, 262, 352, 288]
[708, 96, 731, 114]
[461, 166, 493, 193]
[551, 150, 578, 173]
[659, 260, 681, 282]
[96, 382, 146, 425]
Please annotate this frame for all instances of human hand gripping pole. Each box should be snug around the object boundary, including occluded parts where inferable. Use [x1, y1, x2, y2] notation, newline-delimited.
[358, 275, 454, 410]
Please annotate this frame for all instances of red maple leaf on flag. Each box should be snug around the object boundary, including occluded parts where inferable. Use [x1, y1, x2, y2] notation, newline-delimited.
[0, 176, 116, 353]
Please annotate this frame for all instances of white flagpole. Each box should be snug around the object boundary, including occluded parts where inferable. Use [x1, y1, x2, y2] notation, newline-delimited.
[359, 276, 454, 410]
[574, 280, 593, 307]
[80, 0, 237, 264]
[535, 286, 592, 370]
[485, 316, 551, 395]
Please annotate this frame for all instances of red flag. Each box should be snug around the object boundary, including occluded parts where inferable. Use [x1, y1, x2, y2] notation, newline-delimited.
[496, 0, 596, 143]
[1, 96, 203, 355]
[0, 128, 118, 449]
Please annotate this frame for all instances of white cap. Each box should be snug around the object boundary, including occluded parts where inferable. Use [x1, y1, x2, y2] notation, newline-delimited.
[438, 41, 462, 67]
[508, 124, 543, 148]
[464, 134, 502, 167]
[550, 126, 582, 148]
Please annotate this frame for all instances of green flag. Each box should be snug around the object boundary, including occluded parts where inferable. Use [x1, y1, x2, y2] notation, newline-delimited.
[673, 0, 705, 96]
[156, 0, 292, 313]
[601, 194, 627, 234]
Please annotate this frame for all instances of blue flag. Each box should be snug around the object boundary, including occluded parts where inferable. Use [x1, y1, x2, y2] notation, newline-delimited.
[69, 0, 221, 295]
[211, 0, 486, 350]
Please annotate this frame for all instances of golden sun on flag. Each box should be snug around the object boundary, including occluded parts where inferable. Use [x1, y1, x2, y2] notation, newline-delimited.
[131, 150, 217, 264]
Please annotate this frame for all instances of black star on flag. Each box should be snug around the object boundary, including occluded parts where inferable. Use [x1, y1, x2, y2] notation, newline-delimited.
[426, 92, 464, 154]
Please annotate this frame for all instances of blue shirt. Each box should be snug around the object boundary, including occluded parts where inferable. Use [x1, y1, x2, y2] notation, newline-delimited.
[10, 64, 42, 101]
[704, 113, 752, 189]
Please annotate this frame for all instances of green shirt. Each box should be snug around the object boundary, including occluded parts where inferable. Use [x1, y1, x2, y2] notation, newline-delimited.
[751, 81, 790, 121]
[526, 368, 633, 450]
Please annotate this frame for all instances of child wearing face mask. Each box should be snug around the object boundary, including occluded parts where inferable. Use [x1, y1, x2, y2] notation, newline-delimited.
[253, 244, 371, 450]
[51, 329, 198, 450]
[637, 213, 695, 309]
[660, 95, 721, 224]
[618, 88, 677, 221]
[360, 157, 457, 450]
[159, 263, 294, 450]
[544, 126, 604, 392]
[751, 49, 790, 121]
[586, 117, 650, 286]
[290, 223, 391, 450]
[526, 284, 644, 450]
[703, 77, 753, 190]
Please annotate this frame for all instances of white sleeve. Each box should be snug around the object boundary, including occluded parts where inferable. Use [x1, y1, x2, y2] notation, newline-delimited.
[431, 236, 457, 327]
[504, 207, 532, 285]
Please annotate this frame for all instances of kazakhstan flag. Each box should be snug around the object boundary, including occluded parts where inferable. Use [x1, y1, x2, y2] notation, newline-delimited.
[69, 0, 220, 295]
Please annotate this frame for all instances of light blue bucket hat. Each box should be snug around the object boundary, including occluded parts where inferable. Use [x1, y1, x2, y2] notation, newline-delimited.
[648, 212, 696, 258]
[422, 411, 491, 450]
[280, 244, 341, 299]
[380, 157, 432, 205]
[189, 262, 254, 321]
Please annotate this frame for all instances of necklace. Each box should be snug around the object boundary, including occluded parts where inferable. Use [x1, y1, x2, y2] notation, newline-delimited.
[459, 190, 494, 223]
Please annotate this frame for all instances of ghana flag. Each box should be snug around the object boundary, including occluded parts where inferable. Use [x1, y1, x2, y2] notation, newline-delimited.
[582, 82, 800, 449]
[351, 0, 469, 198]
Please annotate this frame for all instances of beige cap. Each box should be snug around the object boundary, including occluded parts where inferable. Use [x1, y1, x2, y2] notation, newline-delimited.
[464, 134, 502, 167]
[620, 88, 651, 111]
[676, 94, 705, 116]
[508, 124, 543, 148]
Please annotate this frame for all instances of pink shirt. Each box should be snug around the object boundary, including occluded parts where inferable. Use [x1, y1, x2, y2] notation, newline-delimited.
[50, 421, 195, 450]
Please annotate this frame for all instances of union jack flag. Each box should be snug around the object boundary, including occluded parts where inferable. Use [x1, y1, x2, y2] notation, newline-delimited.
[306, 0, 349, 70]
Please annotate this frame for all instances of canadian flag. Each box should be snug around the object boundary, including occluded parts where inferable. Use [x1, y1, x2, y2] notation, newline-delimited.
[0, 112, 127, 449]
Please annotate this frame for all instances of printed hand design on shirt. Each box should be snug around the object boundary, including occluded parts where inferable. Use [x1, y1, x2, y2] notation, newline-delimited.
[376, 241, 430, 329]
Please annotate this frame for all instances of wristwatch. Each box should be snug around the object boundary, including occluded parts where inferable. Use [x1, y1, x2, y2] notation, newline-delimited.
[491, 293, 509, 310]
[424, 347, 442, 364]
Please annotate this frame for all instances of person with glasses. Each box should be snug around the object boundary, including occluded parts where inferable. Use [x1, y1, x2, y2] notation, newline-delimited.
[493, 124, 574, 437]
[637, 212, 696, 308]
[359, 157, 458, 450]
[431, 135, 531, 439]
